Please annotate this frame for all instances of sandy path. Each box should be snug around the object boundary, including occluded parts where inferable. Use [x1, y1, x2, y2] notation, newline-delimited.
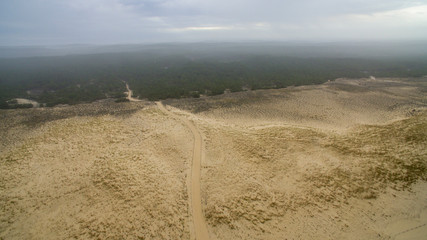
[156, 101, 210, 240]
[124, 82, 141, 102]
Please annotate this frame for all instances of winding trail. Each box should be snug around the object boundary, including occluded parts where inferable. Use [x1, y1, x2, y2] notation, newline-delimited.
[156, 101, 210, 240]
[124, 82, 141, 102]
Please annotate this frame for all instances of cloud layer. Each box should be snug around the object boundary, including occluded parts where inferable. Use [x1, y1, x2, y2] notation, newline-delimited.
[0, 0, 426, 45]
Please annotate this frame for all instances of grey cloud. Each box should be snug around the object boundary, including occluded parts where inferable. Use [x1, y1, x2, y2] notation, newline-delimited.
[0, 0, 426, 45]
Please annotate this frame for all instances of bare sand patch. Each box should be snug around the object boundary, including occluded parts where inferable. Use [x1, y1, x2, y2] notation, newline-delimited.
[1, 77, 426, 239]
[14, 98, 40, 107]
[125, 82, 142, 102]
[167, 77, 427, 131]
[157, 102, 210, 240]
[1, 104, 193, 239]
[167, 77, 427, 239]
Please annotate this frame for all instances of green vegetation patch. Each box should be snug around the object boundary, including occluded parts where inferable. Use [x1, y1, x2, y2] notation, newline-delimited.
[1, 47, 427, 107]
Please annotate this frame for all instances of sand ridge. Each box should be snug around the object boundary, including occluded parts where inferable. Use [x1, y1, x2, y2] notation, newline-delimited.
[0, 104, 193, 239]
[167, 77, 427, 239]
[1, 77, 426, 239]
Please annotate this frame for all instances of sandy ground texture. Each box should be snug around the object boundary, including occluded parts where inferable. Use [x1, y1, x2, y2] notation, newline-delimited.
[166, 77, 427, 239]
[157, 102, 210, 240]
[1, 77, 427, 239]
[1, 101, 193, 239]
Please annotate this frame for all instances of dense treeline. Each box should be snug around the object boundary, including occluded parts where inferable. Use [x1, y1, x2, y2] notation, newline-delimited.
[127, 55, 427, 100]
[1, 43, 427, 107]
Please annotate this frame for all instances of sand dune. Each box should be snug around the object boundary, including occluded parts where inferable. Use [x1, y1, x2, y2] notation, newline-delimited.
[167, 77, 427, 239]
[157, 101, 210, 240]
[1, 102, 192, 239]
[1, 77, 426, 239]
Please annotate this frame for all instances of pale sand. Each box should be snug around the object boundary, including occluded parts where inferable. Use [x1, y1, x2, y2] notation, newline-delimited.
[157, 101, 210, 240]
[15, 98, 40, 107]
[1, 104, 193, 239]
[1, 77, 426, 239]
[125, 82, 142, 102]
[167, 77, 427, 239]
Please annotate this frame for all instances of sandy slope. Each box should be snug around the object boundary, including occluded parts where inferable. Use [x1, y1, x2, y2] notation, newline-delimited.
[157, 102, 210, 240]
[0, 102, 193, 239]
[168, 78, 426, 132]
[1, 77, 427, 239]
[167, 77, 427, 239]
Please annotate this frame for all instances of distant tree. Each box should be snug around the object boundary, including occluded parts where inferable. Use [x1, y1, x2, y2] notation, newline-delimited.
[190, 91, 200, 98]
[0, 101, 9, 109]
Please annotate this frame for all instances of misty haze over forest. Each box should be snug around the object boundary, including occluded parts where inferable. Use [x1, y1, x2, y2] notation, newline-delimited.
[1, 41, 427, 108]
[1, 1, 427, 108]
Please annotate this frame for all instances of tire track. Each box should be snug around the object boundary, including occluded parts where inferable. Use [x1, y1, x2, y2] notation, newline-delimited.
[156, 102, 210, 240]
[123, 81, 141, 102]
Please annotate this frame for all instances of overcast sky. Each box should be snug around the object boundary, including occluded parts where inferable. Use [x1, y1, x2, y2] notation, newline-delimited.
[1, 0, 427, 46]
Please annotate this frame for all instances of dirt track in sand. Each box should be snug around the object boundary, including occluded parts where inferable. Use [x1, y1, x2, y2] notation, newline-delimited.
[166, 77, 427, 239]
[1, 77, 426, 239]
[157, 102, 210, 240]
[125, 82, 141, 102]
